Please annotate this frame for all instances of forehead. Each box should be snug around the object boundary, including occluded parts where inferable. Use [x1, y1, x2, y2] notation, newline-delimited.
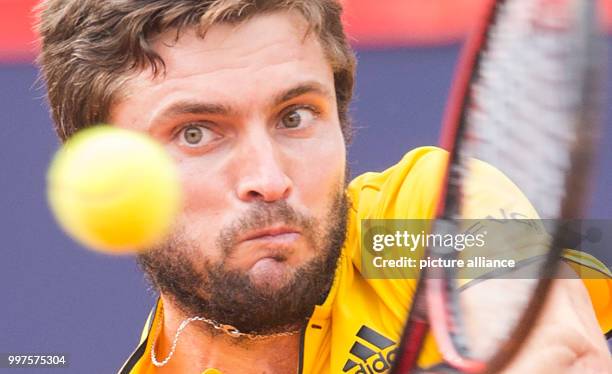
[152, 11, 325, 79]
[114, 11, 335, 127]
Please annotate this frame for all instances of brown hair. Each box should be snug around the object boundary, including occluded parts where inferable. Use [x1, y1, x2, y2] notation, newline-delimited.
[35, 0, 356, 142]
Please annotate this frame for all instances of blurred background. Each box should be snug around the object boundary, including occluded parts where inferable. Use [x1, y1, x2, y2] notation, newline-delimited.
[1, 0, 611, 372]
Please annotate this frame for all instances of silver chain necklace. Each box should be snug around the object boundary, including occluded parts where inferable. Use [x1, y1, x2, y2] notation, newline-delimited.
[151, 310, 301, 367]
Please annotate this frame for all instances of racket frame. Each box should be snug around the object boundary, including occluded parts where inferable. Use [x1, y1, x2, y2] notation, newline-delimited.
[391, 0, 601, 372]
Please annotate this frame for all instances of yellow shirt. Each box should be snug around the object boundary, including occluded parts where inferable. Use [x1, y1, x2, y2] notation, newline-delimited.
[119, 147, 612, 373]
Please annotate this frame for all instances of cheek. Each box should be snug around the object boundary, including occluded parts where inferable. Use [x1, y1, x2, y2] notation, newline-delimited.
[172, 146, 238, 216]
[288, 130, 346, 216]
[173, 159, 231, 253]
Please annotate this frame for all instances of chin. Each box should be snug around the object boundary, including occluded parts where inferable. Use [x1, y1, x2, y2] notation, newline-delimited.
[248, 257, 296, 290]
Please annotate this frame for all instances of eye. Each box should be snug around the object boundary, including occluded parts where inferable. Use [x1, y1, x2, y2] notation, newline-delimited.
[278, 107, 317, 129]
[184, 126, 203, 144]
[177, 124, 218, 147]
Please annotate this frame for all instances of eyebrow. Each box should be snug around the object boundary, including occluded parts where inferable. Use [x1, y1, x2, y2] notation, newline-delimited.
[155, 101, 234, 120]
[150, 81, 332, 128]
[272, 81, 333, 107]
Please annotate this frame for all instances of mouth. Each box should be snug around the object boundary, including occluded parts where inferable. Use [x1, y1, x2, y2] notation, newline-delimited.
[233, 225, 304, 272]
[239, 225, 301, 244]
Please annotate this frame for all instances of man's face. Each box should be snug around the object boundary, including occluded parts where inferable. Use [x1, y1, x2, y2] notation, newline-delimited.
[111, 11, 348, 333]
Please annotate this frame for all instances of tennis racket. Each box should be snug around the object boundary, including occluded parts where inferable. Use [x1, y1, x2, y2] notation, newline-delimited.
[391, 0, 603, 373]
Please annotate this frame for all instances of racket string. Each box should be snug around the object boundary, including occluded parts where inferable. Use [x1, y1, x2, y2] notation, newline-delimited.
[446, 0, 595, 361]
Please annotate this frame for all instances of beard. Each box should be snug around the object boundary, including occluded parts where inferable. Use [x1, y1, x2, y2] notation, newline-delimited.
[137, 187, 349, 336]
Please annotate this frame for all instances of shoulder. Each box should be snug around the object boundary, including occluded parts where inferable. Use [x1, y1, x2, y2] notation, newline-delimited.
[347, 146, 448, 220]
[117, 301, 161, 374]
[348, 146, 448, 194]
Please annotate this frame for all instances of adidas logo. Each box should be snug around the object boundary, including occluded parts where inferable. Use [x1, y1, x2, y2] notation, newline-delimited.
[342, 326, 398, 373]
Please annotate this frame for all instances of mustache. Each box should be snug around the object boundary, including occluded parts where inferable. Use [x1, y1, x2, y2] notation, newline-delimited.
[216, 200, 315, 257]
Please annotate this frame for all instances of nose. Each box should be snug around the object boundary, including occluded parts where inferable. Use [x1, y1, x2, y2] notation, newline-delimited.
[235, 133, 292, 203]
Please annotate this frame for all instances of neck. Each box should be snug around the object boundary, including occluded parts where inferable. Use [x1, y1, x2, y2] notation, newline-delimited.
[153, 296, 302, 374]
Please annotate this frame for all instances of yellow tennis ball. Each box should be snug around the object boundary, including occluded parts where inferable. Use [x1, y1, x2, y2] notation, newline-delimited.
[47, 126, 181, 254]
